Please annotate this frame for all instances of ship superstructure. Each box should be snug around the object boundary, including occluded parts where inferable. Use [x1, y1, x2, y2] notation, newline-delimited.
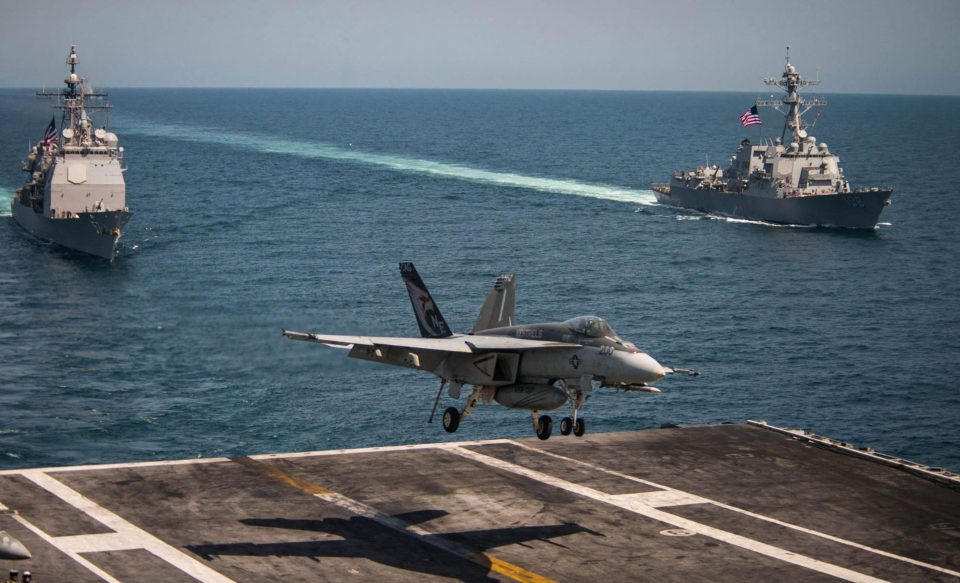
[12, 46, 131, 259]
[652, 49, 892, 229]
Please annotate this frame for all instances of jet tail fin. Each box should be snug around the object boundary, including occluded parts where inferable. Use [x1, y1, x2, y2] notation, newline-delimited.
[399, 262, 453, 338]
[472, 272, 516, 333]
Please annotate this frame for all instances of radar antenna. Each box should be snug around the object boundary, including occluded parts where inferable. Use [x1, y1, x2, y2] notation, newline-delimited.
[755, 47, 826, 143]
[35, 46, 112, 151]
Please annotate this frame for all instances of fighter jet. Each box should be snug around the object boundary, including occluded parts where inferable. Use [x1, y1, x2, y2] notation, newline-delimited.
[283, 262, 697, 440]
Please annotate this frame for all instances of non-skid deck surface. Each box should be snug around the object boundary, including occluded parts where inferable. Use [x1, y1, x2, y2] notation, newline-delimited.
[1, 424, 958, 582]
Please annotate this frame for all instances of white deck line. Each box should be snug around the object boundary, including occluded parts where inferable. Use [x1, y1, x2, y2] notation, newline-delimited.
[1, 432, 956, 579]
[52, 532, 140, 554]
[503, 440, 960, 579]
[0, 457, 230, 476]
[612, 490, 707, 507]
[2, 508, 121, 583]
[447, 445, 888, 583]
[21, 470, 235, 583]
[0, 438, 511, 476]
[248, 438, 516, 459]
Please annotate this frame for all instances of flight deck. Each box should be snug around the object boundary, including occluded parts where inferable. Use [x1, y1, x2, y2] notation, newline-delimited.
[1, 422, 958, 582]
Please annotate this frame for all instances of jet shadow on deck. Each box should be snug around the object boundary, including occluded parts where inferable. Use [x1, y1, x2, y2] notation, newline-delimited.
[187, 509, 602, 581]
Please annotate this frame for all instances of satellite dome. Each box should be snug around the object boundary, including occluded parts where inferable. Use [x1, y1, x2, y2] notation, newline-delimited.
[789, 142, 800, 151]
[787, 64, 796, 74]
[105, 132, 118, 146]
[806, 136, 816, 143]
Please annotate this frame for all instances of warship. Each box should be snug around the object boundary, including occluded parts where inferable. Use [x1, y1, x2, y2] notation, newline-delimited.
[652, 49, 892, 229]
[11, 46, 130, 259]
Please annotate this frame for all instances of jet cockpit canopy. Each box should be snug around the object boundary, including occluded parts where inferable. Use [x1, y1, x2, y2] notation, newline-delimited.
[563, 316, 619, 340]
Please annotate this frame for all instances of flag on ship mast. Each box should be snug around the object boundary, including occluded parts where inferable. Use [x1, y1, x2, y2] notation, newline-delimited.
[42, 117, 57, 148]
[739, 105, 762, 127]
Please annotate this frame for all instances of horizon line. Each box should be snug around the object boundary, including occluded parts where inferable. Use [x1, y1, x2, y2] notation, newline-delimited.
[0, 86, 957, 98]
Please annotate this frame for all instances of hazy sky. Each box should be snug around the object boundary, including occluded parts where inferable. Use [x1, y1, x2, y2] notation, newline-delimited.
[2, 0, 958, 94]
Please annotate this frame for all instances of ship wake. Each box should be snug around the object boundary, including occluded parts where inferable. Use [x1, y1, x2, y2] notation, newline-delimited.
[118, 120, 658, 207]
[0, 186, 13, 217]
[676, 212, 819, 229]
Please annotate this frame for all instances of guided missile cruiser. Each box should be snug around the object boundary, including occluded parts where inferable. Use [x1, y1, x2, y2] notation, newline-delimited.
[11, 46, 131, 259]
[652, 48, 892, 229]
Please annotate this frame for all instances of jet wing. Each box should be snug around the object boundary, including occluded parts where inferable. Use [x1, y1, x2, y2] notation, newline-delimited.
[283, 330, 473, 353]
[282, 330, 579, 353]
[462, 334, 580, 351]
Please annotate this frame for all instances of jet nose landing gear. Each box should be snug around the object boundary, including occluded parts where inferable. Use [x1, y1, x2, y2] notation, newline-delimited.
[560, 417, 586, 437]
[558, 381, 589, 437]
[442, 407, 460, 433]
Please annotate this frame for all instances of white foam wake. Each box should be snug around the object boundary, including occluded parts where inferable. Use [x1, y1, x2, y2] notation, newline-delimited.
[0, 186, 13, 216]
[675, 212, 817, 229]
[119, 120, 657, 206]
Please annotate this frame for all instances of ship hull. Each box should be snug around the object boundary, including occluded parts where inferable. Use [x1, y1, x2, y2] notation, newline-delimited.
[11, 202, 131, 259]
[653, 185, 892, 229]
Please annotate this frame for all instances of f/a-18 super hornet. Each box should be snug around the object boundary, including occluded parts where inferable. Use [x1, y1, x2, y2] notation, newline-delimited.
[283, 262, 697, 440]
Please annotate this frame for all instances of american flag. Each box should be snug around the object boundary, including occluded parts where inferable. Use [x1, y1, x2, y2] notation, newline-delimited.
[739, 105, 762, 127]
[43, 117, 57, 147]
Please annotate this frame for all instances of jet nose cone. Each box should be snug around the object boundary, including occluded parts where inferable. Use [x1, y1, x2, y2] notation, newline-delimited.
[0, 530, 31, 560]
[634, 353, 666, 383]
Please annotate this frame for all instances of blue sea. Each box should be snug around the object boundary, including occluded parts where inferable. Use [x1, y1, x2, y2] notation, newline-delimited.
[0, 88, 958, 471]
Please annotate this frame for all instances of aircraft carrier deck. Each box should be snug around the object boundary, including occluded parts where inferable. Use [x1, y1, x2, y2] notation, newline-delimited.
[1, 421, 958, 582]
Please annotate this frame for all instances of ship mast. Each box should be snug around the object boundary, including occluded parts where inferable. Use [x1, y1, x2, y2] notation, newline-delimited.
[36, 46, 111, 150]
[755, 47, 826, 144]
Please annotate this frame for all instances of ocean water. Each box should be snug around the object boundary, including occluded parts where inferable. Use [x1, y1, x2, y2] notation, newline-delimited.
[0, 88, 958, 471]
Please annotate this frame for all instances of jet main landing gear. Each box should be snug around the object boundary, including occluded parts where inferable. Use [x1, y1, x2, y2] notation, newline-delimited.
[531, 411, 553, 440]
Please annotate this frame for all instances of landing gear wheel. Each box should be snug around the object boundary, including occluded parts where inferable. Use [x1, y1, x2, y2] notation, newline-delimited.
[560, 417, 573, 436]
[442, 407, 460, 433]
[573, 418, 586, 437]
[536, 415, 553, 440]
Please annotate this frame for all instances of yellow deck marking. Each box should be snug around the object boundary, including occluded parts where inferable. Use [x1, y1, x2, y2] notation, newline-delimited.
[232, 456, 332, 494]
[505, 440, 960, 579]
[470, 553, 555, 583]
[449, 445, 890, 583]
[231, 456, 554, 583]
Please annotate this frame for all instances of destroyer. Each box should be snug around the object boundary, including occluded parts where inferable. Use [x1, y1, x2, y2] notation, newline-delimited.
[652, 49, 892, 228]
[12, 46, 131, 259]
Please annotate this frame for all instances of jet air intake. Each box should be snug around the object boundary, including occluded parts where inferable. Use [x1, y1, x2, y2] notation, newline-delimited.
[494, 384, 567, 411]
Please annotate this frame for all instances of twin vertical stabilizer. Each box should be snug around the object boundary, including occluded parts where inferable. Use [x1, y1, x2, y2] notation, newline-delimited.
[399, 262, 453, 338]
[472, 273, 515, 332]
[399, 262, 517, 337]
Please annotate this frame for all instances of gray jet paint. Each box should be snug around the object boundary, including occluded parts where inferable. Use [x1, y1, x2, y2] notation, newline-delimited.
[283, 262, 696, 440]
